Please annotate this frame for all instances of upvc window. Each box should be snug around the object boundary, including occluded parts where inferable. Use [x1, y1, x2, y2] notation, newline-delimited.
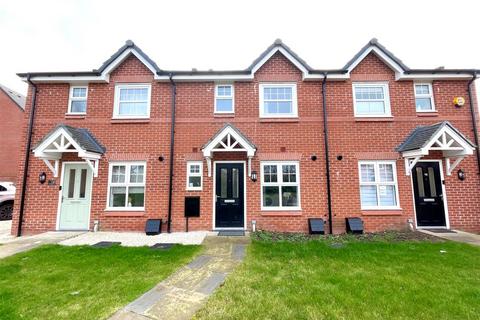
[215, 84, 234, 113]
[186, 161, 203, 190]
[259, 83, 298, 118]
[358, 161, 400, 209]
[414, 83, 435, 112]
[107, 162, 146, 210]
[353, 83, 391, 117]
[68, 86, 88, 114]
[261, 162, 300, 210]
[113, 84, 151, 119]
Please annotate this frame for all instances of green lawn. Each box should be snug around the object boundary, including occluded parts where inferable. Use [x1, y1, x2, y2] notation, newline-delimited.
[0, 244, 200, 319]
[195, 234, 480, 320]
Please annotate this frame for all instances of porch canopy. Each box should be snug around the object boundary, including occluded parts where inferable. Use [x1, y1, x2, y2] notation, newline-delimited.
[202, 123, 257, 177]
[397, 121, 476, 176]
[32, 125, 106, 177]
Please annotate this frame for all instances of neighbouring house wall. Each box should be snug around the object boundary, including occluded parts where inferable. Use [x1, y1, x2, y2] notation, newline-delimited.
[0, 90, 24, 182]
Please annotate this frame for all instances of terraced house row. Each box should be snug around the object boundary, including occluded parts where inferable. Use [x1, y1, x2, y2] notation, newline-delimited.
[11, 38, 480, 236]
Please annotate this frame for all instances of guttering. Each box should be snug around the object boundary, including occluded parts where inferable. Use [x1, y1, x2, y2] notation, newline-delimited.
[166, 73, 177, 233]
[467, 72, 480, 174]
[17, 76, 38, 236]
[322, 73, 334, 234]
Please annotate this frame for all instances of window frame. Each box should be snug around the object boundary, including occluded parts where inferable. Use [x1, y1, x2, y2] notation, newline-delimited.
[259, 83, 298, 118]
[113, 83, 151, 119]
[352, 82, 391, 117]
[186, 161, 203, 191]
[214, 84, 235, 114]
[414, 83, 435, 112]
[358, 160, 400, 210]
[260, 161, 301, 211]
[106, 161, 147, 211]
[67, 85, 88, 114]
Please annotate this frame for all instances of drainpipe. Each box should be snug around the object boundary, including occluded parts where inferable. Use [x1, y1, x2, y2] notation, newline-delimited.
[167, 73, 176, 233]
[322, 73, 333, 234]
[467, 73, 480, 174]
[17, 76, 38, 236]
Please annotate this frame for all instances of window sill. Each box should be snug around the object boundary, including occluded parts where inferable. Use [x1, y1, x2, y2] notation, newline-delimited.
[355, 117, 394, 122]
[111, 119, 150, 124]
[261, 211, 302, 217]
[214, 113, 235, 118]
[361, 209, 403, 216]
[416, 111, 438, 117]
[103, 211, 146, 217]
[65, 113, 86, 119]
[186, 188, 203, 191]
[259, 118, 299, 123]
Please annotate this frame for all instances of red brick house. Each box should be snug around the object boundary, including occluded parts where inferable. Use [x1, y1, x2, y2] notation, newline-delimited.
[11, 39, 480, 236]
[0, 84, 25, 182]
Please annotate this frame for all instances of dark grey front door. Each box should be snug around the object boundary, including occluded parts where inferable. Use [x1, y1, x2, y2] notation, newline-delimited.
[215, 163, 244, 228]
[412, 162, 446, 227]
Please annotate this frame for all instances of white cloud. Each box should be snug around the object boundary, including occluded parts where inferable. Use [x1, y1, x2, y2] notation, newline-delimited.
[0, 0, 479, 98]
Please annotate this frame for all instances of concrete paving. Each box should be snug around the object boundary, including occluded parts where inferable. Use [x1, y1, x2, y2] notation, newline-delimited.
[60, 231, 208, 247]
[109, 235, 250, 320]
[419, 229, 480, 246]
[0, 231, 84, 259]
[0, 220, 14, 242]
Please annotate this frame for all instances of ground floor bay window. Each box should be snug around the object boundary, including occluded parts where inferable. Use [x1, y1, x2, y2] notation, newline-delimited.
[107, 162, 146, 210]
[261, 161, 300, 210]
[358, 161, 400, 210]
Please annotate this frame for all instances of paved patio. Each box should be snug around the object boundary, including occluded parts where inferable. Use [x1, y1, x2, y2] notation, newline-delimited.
[109, 235, 250, 320]
[59, 231, 208, 247]
[419, 229, 480, 246]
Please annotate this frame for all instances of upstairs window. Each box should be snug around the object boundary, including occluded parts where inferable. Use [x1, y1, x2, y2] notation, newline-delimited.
[68, 86, 88, 114]
[113, 84, 151, 119]
[259, 83, 298, 118]
[353, 83, 391, 117]
[414, 83, 435, 112]
[215, 84, 234, 113]
[186, 161, 203, 190]
[358, 161, 399, 210]
[107, 162, 146, 210]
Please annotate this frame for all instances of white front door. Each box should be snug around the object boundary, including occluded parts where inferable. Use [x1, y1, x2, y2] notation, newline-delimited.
[59, 163, 92, 230]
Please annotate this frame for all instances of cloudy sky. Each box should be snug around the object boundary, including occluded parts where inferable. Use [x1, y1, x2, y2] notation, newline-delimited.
[1, 0, 479, 96]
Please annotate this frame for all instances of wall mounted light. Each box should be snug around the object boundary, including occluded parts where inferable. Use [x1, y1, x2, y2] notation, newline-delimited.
[250, 171, 257, 182]
[311, 154, 317, 161]
[158, 156, 164, 162]
[457, 169, 466, 181]
[39, 172, 47, 184]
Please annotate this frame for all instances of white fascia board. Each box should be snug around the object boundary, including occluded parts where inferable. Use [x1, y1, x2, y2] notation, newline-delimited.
[347, 46, 405, 75]
[396, 73, 473, 81]
[21, 75, 109, 83]
[100, 48, 157, 76]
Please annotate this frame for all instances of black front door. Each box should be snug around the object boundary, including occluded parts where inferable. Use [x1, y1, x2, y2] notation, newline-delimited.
[215, 163, 244, 228]
[412, 162, 446, 227]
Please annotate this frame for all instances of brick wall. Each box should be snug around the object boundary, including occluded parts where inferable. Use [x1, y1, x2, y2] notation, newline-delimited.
[0, 90, 24, 182]
[11, 51, 480, 235]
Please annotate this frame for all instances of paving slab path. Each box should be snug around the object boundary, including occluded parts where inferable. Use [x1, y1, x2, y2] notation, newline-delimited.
[110, 235, 250, 320]
[0, 231, 84, 259]
[419, 229, 480, 246]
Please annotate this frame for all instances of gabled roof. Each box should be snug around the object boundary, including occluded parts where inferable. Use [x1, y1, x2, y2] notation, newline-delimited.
[397, 121, 475, 152]
[18, 38, 479, 83]
[34, 124, 106, 154]
[343, 38, 409, 73]
[0, 84, 25, 110]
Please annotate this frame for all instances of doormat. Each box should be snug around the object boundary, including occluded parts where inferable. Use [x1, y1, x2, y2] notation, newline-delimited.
[150, 243, 174, 250]
[218, 230, 245, 236]
[428, 229, 456, 234]
[92, 241, 121, 248]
